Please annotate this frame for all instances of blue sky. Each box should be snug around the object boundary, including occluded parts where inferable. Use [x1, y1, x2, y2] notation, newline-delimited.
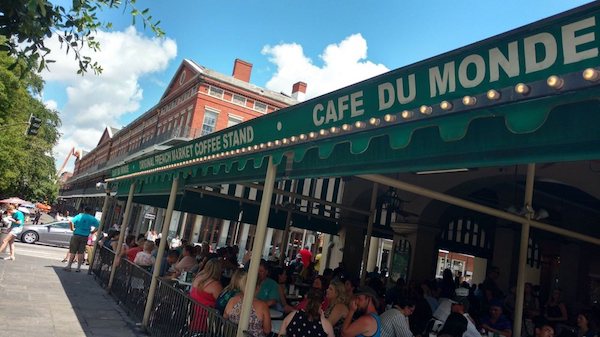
[42, 0, 593, 170]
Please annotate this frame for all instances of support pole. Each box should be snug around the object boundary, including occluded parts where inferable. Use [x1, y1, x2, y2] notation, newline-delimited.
[107, 182, 135, 290]
[142, 176, 179, 329]
[358, 174, 600, 246]
[88, 186, 111, 275]
[360, 183, 379, 286]
[514, 164, 536, 337]
[279, 210, 292, 267]
[236, 157, 277, 337]
[231, 210, 243, 246]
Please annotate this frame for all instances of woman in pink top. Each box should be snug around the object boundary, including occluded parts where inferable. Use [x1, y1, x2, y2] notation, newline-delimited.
[174, 245, 196, 277]
[189, 258, 222, 333]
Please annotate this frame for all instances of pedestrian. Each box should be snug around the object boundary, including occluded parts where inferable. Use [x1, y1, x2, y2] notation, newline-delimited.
[33, 209, 41, 225]
[0, 204, 25, 261]
[85, 227, 98, 265]
[64, 207, 99, 272]
[342, 286, 382, 337]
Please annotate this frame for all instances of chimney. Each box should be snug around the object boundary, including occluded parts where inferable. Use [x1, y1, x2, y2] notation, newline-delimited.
[292, 81, 307, 101]
[232, 59, 252, 82]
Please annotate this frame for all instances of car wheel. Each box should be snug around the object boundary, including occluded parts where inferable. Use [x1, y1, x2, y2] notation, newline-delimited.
[21, 231, 38, 244]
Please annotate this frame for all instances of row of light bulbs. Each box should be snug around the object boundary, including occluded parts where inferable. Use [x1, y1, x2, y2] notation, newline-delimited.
[112, 68, 600, 182]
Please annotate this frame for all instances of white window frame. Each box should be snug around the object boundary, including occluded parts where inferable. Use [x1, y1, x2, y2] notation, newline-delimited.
[201, 107, 219, 136]
[232, 93, 247, 106]
[227, 114, 244, 127]
[208, 86, 224, 99]
[254, 101, 267, 113]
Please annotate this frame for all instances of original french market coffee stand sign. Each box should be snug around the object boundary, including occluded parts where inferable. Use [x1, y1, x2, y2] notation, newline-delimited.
[111, 3, 600, 181]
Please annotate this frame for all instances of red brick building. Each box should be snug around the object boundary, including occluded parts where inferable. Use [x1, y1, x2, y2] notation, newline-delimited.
[60, 58, 305, 224]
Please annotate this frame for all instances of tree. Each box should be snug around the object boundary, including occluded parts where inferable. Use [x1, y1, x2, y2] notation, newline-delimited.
[0, 50, 61, 202]
[0, 0, 163, 74]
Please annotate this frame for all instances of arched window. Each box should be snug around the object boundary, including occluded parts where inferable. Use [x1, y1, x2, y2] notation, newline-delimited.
[440, 216, 494, 258]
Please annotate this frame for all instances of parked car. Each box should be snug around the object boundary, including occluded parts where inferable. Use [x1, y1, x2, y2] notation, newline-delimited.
[19, 221, 72, 247]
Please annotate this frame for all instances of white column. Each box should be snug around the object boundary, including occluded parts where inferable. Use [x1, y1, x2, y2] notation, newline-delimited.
[178, 212, 188, 238]
[191, 215, 203, 243]
[88, 187, 111, 274]
[108, 182, 135, 290]
[262, 228, 274, 259]
[218, 220, 231, 247]
[514, 164, 536, 337]
[237, 223, 250, 262]
[236, 157, 277, 337]
[319, 234, 331, 274]
[142, 176, 179, 328]
[366, 237, 379, 273]
[360, 183, 379, 286]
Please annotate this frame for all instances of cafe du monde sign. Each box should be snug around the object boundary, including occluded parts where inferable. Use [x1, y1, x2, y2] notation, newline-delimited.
[112, 3, 600, 179]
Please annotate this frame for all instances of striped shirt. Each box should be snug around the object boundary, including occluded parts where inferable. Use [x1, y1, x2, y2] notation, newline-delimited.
[381, 308, 414, 337]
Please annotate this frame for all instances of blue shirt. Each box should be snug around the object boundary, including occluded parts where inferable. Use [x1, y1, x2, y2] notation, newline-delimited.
[71, 213, 99, 237]
[358, 313, 382, 337]
[11, 210, 24, 228]
[256, 277, 280, 303]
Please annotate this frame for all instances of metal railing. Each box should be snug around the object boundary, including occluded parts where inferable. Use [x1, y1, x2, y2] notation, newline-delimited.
[110, 257, 152, 322]
[90, 244, 115, 288]
[91, 245, 239, 337]
[146, 279, 238, 337]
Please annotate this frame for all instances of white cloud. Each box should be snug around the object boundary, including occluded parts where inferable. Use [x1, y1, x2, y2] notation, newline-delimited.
[262, 34, 389, 100]
[44, 99, 58, 110]
[42, 27, 177, 173]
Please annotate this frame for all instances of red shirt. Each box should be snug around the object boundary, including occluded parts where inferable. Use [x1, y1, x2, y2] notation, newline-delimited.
[299, 248, 312, 268]
[127, 246, 143, 261]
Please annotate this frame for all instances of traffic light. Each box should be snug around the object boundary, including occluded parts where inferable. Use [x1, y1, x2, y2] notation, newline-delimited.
[26, 115, 42, 136]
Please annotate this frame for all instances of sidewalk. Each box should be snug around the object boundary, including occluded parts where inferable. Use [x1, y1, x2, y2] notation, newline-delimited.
[0, 250, 147, 337]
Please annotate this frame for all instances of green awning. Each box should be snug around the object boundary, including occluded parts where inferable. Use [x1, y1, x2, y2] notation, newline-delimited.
[116, 180, 341, 234]
[110, 3, 600, 235]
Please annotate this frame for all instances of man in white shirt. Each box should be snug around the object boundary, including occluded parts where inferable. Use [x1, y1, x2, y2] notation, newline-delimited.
[450, 287, 480, 337]
[381, 297, 416, 337]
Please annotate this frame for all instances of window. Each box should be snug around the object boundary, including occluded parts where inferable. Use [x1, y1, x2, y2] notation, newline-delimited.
[179, 71, 186, 85]
[227, 114, 243, 127]
[201, 108, 219, 136]
[254, 101, 267, 113]
[208, 86, 224, 98]
[232, 94, 247, 106]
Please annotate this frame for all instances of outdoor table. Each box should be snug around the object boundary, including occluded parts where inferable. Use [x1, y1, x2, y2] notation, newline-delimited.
[269, 308, 284, 320]
[285, 294, 303, 305]
[176, 280, 193, 291]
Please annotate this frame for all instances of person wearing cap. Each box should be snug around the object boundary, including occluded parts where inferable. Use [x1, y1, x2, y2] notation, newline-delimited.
[342, 286, 382, 337]
[380, 297, 415, 337]
[450, 288, 480, 337]
[65, 207, 99, 272]
[480, 300, 513, 337]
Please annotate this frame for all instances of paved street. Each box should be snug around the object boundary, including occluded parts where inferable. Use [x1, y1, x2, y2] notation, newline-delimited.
[0, 242, 146, 337]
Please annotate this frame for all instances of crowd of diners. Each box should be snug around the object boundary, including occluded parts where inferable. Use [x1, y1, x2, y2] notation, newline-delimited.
[100, 232, 599, 337]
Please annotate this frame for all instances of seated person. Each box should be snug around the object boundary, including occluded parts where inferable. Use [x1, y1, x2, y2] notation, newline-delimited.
[127, 237, 146, 261]
[133, 241, 156, 268]
[173, 245, 197, 277]
[256, 260, 282, 310]
[152, 249, 179, 278]
[480, 300, 513, 337]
